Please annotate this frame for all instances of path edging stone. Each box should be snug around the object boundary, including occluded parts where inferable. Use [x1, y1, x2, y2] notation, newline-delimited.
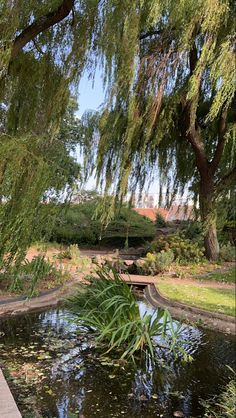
[145, 284, 235, 334]
[0, 369, 22, 417]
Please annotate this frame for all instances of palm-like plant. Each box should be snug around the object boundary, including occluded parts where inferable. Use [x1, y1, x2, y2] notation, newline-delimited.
[67, 265, 186, 362]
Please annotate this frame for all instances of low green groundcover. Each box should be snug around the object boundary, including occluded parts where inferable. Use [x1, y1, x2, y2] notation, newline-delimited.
[197, 267, 235, 284]
[157, 281, 235, 317]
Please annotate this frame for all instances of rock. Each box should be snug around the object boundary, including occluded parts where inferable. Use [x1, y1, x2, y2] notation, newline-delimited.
[139, 394, 148, 401]
[173, 411, 184, 417]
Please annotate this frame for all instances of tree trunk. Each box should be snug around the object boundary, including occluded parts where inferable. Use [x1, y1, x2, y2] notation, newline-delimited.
[199, 177, 219, 261]
[203, 221, 219, 261]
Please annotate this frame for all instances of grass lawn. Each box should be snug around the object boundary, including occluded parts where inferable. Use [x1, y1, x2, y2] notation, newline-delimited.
[157, 281, 235, 316]
[196, 267, 235, 284]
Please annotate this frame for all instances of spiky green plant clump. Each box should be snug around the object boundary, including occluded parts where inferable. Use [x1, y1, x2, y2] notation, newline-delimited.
[67, 265, 190, 362]
[203, 368, 236, 418]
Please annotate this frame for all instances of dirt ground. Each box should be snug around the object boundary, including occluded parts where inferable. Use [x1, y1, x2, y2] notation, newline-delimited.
[0, 245, 235, 299]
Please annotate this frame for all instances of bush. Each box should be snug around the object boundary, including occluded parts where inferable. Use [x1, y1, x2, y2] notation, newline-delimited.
[21, 256, 57, 296]
[137, 250, 174, 275]
[155, 212, 167, 228]
[52, 202, 156, 247]
[182, 221, 203, 241]
[57, 244, 91, 269]
[220, 243, 235, 262]
[224, 220, 236, 229]
[149, 234, 205, 264]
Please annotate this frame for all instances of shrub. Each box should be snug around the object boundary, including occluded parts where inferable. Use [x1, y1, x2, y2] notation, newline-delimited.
[137, 250, 174, 275]
[52, 202, 156, 247]
[22, 256, 57, 296]
[223, 221, 236, 245]
[149, 234, 205, 264]
[220, 243, 235, 262]
[155, 212, 167, 228]
[224, 220, 236, 229]
[56, 248, 71, 260]
[182, 221, 203, 241]
[67, 265, 190, 362]
[57, 244, 91, 269]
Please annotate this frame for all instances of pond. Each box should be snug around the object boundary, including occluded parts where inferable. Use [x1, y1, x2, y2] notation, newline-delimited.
[0, 304, 235, 418]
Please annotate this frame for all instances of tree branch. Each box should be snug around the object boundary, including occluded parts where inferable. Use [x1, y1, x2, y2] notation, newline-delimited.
[209, 108, 227, 174]
[182, 43, 210, 176]
[10, 0, 75, 61]
[187, 125, 209, 174]
[139, 30, 162, 40]
[215, 166, 236, 195]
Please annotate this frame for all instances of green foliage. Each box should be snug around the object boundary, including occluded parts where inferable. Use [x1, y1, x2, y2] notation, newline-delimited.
[182, 221, 203, 242]
[78, 0, 235, 262]
[155, 213, 167, 228]
[80, 0, 235, 198]
[220, 243, 235, 262]
[57, 244, 91, 270]
[22, 256, 56, 296]
[0, 102, 81, 271]
[56, 248, 72, 260]
[8, 255, 59, 295]
[149, 234, 205, 264]
[203, 368, 236, 418]
[67, 265, 189, 362]
[198, 267, 235, 284]
[225, 220, 236, 229]
[52, 201, 155, 247]
[1, 0, 235, 269]
[137, 251, 174, 276]
[158, 282, 235, 317]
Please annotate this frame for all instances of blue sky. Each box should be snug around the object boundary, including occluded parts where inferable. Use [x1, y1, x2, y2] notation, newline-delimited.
[77, 69, 105, 118]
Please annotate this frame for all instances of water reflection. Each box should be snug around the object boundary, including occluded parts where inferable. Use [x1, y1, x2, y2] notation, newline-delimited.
[0, 307, 235, 418]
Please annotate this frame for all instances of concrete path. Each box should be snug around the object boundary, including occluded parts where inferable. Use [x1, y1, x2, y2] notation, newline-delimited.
[0, 369, 22, 417]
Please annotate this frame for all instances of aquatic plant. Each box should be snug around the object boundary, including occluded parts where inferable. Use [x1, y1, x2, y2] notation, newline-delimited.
[67, 265, 190, 362]
[203, 367, 236, 418]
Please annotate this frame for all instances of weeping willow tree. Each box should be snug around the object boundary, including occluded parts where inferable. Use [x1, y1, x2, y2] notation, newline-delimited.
[0, 0, 235, 265]
[0, 0, 86, 270]
[80, 0, 236, 261]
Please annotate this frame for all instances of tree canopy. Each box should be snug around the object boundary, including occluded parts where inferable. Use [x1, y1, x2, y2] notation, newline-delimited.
[52, 199, 156, 247]
[80, 0, 236, 259]
[0, 0, 235, 263]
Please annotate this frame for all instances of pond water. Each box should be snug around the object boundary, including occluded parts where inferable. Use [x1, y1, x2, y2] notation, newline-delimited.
[0, 304, 235, 418]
